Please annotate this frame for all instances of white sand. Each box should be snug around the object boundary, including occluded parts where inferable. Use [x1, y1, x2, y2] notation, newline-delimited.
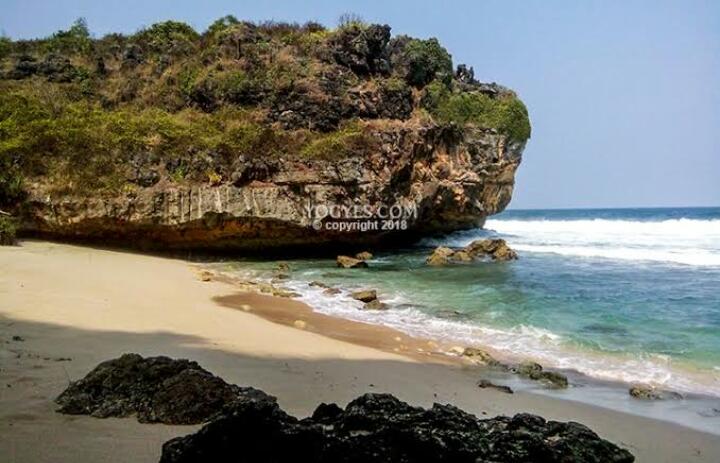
[1, 241, 719, 462]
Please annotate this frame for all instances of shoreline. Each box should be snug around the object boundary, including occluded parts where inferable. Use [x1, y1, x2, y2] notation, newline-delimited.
[207, 266, 720, 436]
[1, 240, 719, 462]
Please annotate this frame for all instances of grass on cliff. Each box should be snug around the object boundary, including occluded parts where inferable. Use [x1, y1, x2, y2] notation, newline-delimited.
[0, 81, 377, 193]
[0, 215, 17, 245]
[423, 81, 531, 142]
[0, 16, 531, 198]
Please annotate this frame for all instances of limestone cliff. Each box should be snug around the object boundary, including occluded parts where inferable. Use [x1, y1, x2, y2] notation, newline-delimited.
[0, 18, 529, 251]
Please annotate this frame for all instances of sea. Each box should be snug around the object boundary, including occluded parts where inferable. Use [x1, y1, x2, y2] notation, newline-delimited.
[224, 207, 720, 431]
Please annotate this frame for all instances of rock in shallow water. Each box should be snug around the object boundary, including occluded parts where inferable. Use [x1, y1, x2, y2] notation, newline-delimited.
[350, 289, 377, 302]
[160, 392, 634, 463]
[337, 255, 369, 268]
[363, 299, 388, 310]
[516, 361, 569, 388]
[426, 239, 518, 266]
[628, 384, 682, 400]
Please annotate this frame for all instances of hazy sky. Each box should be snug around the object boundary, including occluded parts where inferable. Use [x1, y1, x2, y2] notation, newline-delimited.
[2, 0, 718, 209]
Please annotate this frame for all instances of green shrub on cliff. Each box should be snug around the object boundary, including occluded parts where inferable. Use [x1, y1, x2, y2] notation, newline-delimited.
[46, 18, 91, 54]
[0, 37, 12, 59]
[0, 215, 17, 245]
[398, 38, 453, 87]
[134, 21, 199, 56]
[300, 122, 375, 160]
[423, 81, 531, 142]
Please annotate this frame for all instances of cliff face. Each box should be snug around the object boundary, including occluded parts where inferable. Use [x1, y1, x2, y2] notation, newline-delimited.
[1, 18, 529, 251]
[20, 124, 523, 250]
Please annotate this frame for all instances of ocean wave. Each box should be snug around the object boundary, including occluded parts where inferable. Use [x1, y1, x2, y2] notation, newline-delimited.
[281, 277, 720, 397]
[431, 218, 720, 267]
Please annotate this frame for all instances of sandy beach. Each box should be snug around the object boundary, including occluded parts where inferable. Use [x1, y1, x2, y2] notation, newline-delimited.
[1, 241, 719, 462]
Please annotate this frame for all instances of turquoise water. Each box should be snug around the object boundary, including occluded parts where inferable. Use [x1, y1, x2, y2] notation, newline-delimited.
[231, 207, 720, 396]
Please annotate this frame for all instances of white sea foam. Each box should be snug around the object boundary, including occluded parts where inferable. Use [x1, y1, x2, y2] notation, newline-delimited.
[280, 277, 720, 397]
[431, 218, 720, 267]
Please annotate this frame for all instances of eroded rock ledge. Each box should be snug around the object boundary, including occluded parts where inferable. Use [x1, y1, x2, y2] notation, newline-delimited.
[21, 123, 522, 252]
[56, 354, 634, 462]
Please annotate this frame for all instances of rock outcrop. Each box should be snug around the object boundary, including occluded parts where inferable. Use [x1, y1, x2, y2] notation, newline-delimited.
[426, 238, 518, 265]
[160, 391, 634, 463]
[628, 384, 682, 401]
[1, 19, 528, 252]
[54, 354, 633, 462]
[17, 124, 523, 252]
[515, 360, 569, 389]
[337, 255, 369, 268]
[350, 289, 377, 302]
[55, 353, 265, 424]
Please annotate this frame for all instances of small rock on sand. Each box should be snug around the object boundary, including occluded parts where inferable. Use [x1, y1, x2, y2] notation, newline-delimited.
[448, 346, 465, 356]
[628, 384, 681, 400]
[293, 320, 307, 330]
[462, 347, 499, 366]
[516, 361, 568, 388]
[198, 270, 213, 282]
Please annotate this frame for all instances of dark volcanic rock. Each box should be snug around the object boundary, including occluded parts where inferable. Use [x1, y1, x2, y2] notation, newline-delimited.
[55, 353, 270, 424]
[160, 392, 634, 463]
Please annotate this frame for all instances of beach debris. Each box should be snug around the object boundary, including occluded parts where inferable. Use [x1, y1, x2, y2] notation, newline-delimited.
[363, 300, 388, 310]
[11, 335, 24, 342]
[461, 347, 500, 366]
[350, 289, 377, 303]
[628, 384, 682, 401]
[293, 320, 307, 330]
[337, 255, 369, 268]
[355, 251, 373, 261]
[426, 239, 518, 266]
[159, 391, 634, 463]
[198, 270, 213, 282]
[477, 379, 514, 394]
[515, 361, 568, 388]
[55, 353, 272, 425]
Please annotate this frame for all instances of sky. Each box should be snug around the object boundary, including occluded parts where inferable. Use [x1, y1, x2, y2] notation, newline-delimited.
[1, 0, 718, 209]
